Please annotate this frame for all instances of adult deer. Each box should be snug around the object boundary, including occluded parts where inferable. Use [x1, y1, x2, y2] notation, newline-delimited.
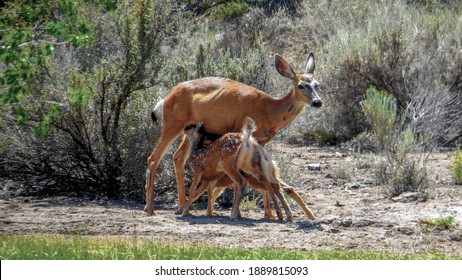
[145, 52, 321, 216]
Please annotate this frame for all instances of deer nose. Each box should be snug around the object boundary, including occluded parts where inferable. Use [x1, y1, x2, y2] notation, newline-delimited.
[311, 99, 322, 108]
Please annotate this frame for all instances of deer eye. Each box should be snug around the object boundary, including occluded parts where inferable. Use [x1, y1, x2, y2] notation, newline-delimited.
[298, 84, 304, 89]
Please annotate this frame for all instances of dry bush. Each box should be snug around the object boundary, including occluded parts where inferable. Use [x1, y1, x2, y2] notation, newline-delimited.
[287, 1, 462, 145]
[361, 86, 430, 196]
[0, 0, 181, 200]
[2, 0, 461, 205]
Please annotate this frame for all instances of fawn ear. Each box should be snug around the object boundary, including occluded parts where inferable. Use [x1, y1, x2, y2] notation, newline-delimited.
[305, 52, 315, 74]
[275, 54, 296, 79]
[195, 121, 204, 132]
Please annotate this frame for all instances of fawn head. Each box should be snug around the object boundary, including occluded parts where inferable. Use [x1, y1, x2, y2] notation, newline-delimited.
[184, 121, 204, 143]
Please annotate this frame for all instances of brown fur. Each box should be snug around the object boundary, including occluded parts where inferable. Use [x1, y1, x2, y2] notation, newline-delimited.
[183, 117, 316, 221]
[145, 53, 321, 216]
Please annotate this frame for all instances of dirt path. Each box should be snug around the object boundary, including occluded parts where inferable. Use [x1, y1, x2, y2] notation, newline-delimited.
[1, 145, 462, 255]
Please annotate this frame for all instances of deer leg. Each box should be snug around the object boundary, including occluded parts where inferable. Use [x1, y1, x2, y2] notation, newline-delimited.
[181, 171, 203, 216]
[231, 184, 244, 220]
[246, 176, 276, 219]
[260, 190, 277, 219]
[205, 180, 218, 216]
[281, 183, 316, 220]
[272, 183, 293, 222]
[210, 186, 226, 208]
[173, 136, 190, 214]
[186, 179, 217, 216]
[145, 131, 180, 216]
[222, 165, 246, 220]
[263, 183, 285, 221]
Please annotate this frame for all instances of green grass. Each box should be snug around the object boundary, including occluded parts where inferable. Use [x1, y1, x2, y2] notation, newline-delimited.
[0, 234, 459, 260]
[419, 215, 456, 231]
[451, 144, 462, 184]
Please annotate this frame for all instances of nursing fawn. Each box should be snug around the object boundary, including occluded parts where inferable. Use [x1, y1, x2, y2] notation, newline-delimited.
[183, 117, 316, 221]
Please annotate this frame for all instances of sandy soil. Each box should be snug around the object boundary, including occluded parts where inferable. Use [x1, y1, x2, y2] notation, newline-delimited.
[1, 144, 461, 256]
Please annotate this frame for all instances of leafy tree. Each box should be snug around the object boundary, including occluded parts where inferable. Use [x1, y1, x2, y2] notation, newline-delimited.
[0, 0, 181, 198]
[0, 1, 116, 135]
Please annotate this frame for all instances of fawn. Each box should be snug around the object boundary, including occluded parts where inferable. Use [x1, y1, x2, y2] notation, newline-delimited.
[183, 117, 316, 221]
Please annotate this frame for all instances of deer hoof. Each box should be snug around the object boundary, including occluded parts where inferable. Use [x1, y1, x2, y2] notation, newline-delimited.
[229, 214, 240, 221]
[144, 205, 155, 216]
[264, 212, 276, 219]
[179, 205, 191, 216]
[181, 210, 191, 217]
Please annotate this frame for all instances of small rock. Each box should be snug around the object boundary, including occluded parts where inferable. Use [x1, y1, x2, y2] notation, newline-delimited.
[397, 227, 414, 235]
[344, 182, 362, 190]
[316, 215, 337, 225]
[334, 217, 352, 227]
[391, 192, 427, 203]
[308, 163, 321, 171]
[353, 219, 375, 228]
[376, 222, 395, 228]
[324, 228, 341, 234]
[334, 201, 345, 207]
[448, 232, 462, 242]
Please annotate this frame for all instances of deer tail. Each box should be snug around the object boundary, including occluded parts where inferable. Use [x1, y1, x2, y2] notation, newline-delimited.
[151, 99, 164, 123]
[241, 116, 257, 143]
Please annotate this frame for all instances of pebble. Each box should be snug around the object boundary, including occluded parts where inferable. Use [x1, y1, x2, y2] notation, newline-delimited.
[391, 192, 427, 203]
[308, 163, 321, 171]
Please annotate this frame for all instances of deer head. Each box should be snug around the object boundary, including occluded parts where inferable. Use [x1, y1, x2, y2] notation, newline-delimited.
[184, 121, 204, 144]
[275, 52, 322, 108]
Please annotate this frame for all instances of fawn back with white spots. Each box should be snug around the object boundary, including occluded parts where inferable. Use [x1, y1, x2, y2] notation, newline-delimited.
[183, 117, 316, 221]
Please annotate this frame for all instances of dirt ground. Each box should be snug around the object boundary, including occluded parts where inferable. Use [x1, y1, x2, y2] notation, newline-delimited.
[1, 143, 462, 256]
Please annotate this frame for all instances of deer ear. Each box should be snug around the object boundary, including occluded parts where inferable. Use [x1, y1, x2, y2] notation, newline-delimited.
[196, 121, 204, 132]
[305, 52, 315, 74]
[275, 54, 296, 79]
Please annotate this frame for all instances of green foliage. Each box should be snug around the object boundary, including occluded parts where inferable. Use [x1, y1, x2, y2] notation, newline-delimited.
[167, 32, 269, 91]
[0, 234, 458, 260]
[0, 0, 179, 198]
[451, 144, 462, 184]
[361, 86, 428, 197]
[68, 86, 92, 107]
[420, 215, 456, 231]
[361, 86, 397, 148]
[179, 0, 299, 19]
[434, 215, 456, 230]
[239, 193, 262, 212]
[0, 0, 116, 125]
[1, 0, 461, 202]
[310, 0, 462, 144]
[33, 105, 61, 137]
[12, 107, 28, 125]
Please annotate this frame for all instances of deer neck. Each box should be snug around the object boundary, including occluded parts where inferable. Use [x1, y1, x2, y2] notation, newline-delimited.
[257, 86, 305, 144]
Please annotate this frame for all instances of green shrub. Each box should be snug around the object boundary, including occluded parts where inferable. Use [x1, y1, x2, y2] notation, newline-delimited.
[302, 1, 462, 144]
[0, 0, 181, 199]
[361, 86, 428, 197]
[360, 86, 397, 149]
[451, 144, 462, 184]
[419, 215, 456, 231]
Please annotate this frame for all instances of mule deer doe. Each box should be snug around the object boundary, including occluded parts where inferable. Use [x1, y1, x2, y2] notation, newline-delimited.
[145, 52, 321, 216]
[183, 117, 316, 221]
